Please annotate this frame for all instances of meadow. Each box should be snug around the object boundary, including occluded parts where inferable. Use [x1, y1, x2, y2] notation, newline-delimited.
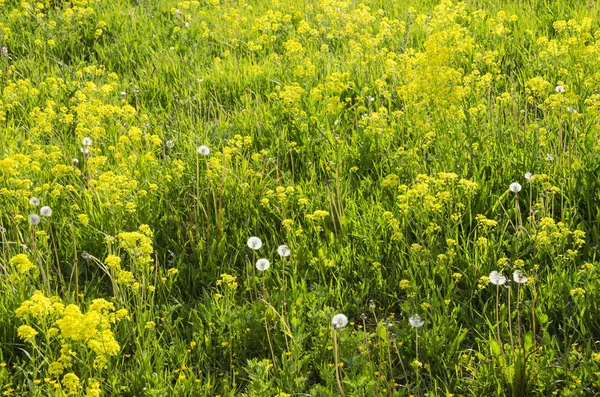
[1, 0, 600, 395]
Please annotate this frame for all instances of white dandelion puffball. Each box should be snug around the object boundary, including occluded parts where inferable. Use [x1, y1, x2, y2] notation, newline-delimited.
[82, 137, 92, 146]
[567, 106, 577, 114]
[80, 147, 89, 154]
[72, 158, 79, 166]
[513, 270, 528, 284]
[277, 245, 291, 257]
[525, 172, 533, 180]
[489, 271, 507, 286]
[166, 140, 175, 148]
[197, 145, 210, 156]
[29, 197, 40, 206]
[247, 236, 262, 250]
[29, 214, 41, 226]
[555, 85, 565, 93]
[509, 182, 522, 193]
[0, 226, 5, 233]
[546, 153, 554, 161]
[409, 314, 424, 328]
[40, 206, 52, 217]
[332, 313, 348, 329]
[255, 258, 270, 271]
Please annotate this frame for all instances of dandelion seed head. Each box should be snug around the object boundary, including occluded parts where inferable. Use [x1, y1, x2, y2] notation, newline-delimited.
[29, 214, 41, 226]
[277, 245, 291, 257]
[408, 314, 424, 328]
[29, 197, 40, 206]
[0, 226, 6, 233]
[166, 140, 175, 148]
[546, 153, 554, 161]
[40, 206, 52, 217]
[1, 47, 7, 56]
[525, 172, 533, 180]
[255, 258, 270, 271]
[80, 147, 89, 154]
[555, 85, 565, 93]
[72, 158, 79, 166]
[513, 270, 528, 284]
[82, 137, 92, 146]
[509, 182, 522, 193]
[247, 236, 262, 250]
[332, 313, 348, 329]
[197, 145, 210, 156]
[489, 271, 507, 286]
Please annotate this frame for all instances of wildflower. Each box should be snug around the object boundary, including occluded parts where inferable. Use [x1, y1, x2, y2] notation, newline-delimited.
[1, 47, 7, 56]
[120, 91, 127, 97]
[513, 270, 528, 284]
[80, 147, 89, 154]
[570, 288, 585, 298]
[17, 325, 38, 342]
[411, 359, 423, 369]
[166, 140, 175, 148]
[247, 236, 262, 250]
[0, 226, 5, 233]
[29, 214, 41, 226]
[277, 245, 291, 257]
[62, 373, 80, 392]
[332, 313, 348, 329]
[546, 153, 554, 161]
[255, 258, 270, 271]
[567, 107, 577, 113]
[72, 158, 79, 166]
[197, 145, 210, 156]
[509, 182, 522, 193]
[408, 314, 424, 328]
[9, 254, 34, 274]
[555, 85, 565, 93]
[40, 206, 52, 217]
[489, 271, 507, 285]
[29, 197, 40, 206]
[82, 137, 92, 146]
[525, 172, 533, 180]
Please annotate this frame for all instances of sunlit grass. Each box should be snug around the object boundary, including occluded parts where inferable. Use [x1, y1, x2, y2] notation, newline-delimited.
[2, 0, 600, 395]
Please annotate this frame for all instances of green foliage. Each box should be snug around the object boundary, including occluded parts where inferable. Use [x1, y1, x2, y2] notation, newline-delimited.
[2, 0, 600, 395]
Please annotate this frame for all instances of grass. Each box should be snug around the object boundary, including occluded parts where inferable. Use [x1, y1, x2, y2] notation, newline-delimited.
[2, 0, 600, 395]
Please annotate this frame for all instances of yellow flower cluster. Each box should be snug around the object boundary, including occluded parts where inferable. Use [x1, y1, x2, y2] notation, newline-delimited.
[16, 291, 128, 374]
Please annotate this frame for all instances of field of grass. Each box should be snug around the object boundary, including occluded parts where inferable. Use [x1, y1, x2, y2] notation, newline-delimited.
[2, 0, 600, 395]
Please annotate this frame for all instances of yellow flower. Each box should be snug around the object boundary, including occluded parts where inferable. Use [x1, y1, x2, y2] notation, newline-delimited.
[9, 254, 35, 274]
[62, 373, 80, 392]
[17, 325, 38, 343]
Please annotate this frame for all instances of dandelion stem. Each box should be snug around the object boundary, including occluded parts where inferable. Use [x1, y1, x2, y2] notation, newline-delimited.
[332, 324, 346, 397]
[495, 285, 503, 355]
[508, 284, 515, 354]
[392, 339, 411, 397]
[361, 315, 378, 397]
[280, 256, 289, 351]
[517, 283, 523, 347]
[386, 328, 396, 396]
[261, 273, 277, 370]
[530, 278, 538, 383]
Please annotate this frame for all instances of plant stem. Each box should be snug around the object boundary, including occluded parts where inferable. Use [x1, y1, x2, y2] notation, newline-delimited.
[332, 325, 346, 397]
